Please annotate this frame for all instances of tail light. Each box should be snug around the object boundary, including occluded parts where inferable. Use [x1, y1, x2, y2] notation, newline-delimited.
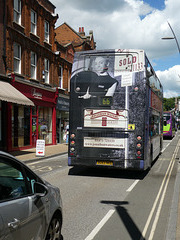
[137, 151, 141, 155]
[136, 135, 143, 159]
[70, 140, 75, 145]
[70, 133, 76, 156]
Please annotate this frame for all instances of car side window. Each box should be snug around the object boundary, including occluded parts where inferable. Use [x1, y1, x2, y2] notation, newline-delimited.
[0, 160, 28, 201]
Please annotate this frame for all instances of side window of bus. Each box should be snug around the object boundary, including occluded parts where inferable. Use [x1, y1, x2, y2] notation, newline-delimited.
[150, 115, 160, 137]
[146, 58, 163, 98]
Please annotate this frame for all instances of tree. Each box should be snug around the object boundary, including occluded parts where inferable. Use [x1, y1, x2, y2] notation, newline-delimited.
[163, 97, 175, 111]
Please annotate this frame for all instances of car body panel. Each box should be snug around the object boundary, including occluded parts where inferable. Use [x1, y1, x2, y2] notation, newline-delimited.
[0, 151, 62, 240]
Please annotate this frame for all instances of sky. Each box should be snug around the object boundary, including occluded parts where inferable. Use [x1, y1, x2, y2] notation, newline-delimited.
[51, 0, 180, 98]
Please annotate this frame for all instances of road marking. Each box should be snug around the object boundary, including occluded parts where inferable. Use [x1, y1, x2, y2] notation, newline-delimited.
[141, 139, 180, 239]
[126, 180, 139, 192]
[28, 161, 43, 166]
[84, 209, 115, 240]
[28, 164, 62, 172]
[162, 142, 171, 153]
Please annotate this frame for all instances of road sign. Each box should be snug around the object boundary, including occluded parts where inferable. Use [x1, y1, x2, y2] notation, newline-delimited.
[36, 139, 45, 157]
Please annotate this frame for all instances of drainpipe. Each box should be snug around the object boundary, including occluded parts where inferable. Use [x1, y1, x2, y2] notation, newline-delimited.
[2, 0, 7, 73]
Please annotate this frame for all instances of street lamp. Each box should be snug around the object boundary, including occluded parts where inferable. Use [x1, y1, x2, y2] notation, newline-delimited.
[161, 21, 180, 54]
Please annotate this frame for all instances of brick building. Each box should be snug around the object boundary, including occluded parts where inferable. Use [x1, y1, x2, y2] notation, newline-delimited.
[54, 41, 75, 143]
[2, 0, 61, 151]
[0, 0, 96, 151]
[54, 22, 96, 143]
[55, 22, 96, 52]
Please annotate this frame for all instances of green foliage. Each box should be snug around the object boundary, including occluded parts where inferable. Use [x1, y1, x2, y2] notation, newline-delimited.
[163, 97, 175, 111]
[163, 97, 180, 111]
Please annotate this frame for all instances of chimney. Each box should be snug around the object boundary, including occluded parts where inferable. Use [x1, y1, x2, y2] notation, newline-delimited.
[78, 27, 85, 36]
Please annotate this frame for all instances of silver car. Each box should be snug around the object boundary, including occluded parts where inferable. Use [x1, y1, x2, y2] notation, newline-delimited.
[0, 151, 63, 240]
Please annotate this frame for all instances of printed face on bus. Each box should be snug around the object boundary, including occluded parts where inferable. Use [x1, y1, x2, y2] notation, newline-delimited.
[92, 57, 107, 73]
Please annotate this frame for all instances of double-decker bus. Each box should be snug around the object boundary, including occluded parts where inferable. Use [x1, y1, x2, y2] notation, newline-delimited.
[68, 49, 163, 171]
[163, 111, 176, 138]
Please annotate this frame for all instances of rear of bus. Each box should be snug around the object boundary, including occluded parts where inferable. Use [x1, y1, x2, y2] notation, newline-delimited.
[68, 49, 152, 170]
[163, 112, 175, 138]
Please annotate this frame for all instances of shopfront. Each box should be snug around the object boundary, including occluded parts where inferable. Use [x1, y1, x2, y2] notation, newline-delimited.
[10, 77, 58, 150]
[0, 78, 34, 151]
[56, 95, 69, 144]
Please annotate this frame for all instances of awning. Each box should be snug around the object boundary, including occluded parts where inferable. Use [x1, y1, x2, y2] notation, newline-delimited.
[0, 81, 34, 106]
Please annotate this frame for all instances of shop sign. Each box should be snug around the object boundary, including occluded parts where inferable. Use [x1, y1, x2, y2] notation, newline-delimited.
[32, 88, 42, 99]
[36, 139, 45, 157]
[57, 97, 69, 111]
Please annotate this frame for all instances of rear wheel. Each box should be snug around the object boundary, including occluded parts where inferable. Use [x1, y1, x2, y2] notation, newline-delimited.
[45, 216, 62, 240]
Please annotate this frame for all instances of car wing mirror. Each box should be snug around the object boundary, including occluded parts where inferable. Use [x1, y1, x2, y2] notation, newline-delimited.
[34, 182, 48, 197]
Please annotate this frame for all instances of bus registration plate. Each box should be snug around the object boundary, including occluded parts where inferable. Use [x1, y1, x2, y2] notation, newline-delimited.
[96, 161, 113, 166]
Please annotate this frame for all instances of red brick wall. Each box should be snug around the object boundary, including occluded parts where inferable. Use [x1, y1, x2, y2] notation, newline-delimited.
[6, 0, 58, 86]
[0, 0, 5, 74]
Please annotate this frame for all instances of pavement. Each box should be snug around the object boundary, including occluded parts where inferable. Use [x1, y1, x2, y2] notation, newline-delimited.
[8, 139, 180, 239]
[10, 143, 68, 163]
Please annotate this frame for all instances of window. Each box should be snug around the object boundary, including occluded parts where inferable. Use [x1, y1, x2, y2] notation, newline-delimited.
[14, 42, 21, 73]
[0, 161, 27, 201]
[31, 10, 37, 35]
[59, 66, 63, 88]
[68, 69, 71, 91]
[14, 0, 21, 24]
[44, 58, 49, 84]
[44, 21, 49, 43]
[150, 113, 160, 137]
[31, 52, 37, 79]
[12, 105, 31, 148]
[38, 106, 52, 144]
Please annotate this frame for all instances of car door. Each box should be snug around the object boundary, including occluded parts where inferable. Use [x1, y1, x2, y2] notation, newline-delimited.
[0, 214, 5, 240]
[0, 156, 47, 240]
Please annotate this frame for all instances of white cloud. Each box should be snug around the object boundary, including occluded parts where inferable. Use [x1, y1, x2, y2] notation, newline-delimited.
[156, 65, 180, 98]
[51, 0, 180, 98]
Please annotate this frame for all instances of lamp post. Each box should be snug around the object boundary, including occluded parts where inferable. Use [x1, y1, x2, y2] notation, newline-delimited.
[162, 21, 180, 54]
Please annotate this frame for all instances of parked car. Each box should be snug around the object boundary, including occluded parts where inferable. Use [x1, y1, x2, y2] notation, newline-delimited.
[0, 151, 63, 240]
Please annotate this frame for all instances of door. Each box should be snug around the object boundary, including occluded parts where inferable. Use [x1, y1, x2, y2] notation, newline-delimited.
[32, 117, 37, 147]
[0, 158, 46, 240]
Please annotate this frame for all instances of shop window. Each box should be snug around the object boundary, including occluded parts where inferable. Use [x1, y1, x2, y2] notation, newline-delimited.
[14, 43, 21, 74]
[38, 107, 52, 144]
[12, 105, 30, 148]
[31, 10, 37, 35]
[14, 0, 21, 25]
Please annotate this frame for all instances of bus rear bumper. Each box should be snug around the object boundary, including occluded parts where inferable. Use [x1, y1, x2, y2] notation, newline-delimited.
[68, 157, 148, 171]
